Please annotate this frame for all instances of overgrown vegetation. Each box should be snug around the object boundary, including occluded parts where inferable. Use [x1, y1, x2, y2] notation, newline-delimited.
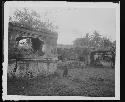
[9, 8, 58, 32]
[57, 31, 116, 67]
[7, 67, 115, 96]
[8, 8, 58, 58]
[73, 31, 115, 49]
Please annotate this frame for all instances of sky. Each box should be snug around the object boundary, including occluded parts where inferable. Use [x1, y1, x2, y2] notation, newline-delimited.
[8, 2, 116, 45]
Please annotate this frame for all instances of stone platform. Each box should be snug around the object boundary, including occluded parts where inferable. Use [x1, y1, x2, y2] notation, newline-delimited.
[8, 58, 58, 78]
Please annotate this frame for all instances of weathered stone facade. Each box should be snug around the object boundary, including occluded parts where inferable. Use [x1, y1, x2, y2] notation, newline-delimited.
[8, 22, 58, 78]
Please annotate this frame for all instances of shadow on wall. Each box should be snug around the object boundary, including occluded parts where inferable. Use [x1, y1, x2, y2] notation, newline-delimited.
[31, 38, 44, 53]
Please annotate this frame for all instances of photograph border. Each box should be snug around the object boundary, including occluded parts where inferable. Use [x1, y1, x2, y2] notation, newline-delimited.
[2, 1, 120, 100]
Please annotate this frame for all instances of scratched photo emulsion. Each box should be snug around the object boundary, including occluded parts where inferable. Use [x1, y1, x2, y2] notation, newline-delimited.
[3, 2, 120, 100]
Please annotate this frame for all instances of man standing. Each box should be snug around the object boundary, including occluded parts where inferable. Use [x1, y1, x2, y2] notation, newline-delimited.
[79, 56, 86, 69]
[63, 63, 68, 77]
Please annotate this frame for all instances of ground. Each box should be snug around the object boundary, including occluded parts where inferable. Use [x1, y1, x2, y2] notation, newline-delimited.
[7, 66, 115, 97]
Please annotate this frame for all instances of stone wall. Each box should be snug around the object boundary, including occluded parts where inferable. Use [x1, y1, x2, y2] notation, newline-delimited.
[8, 22, 58, 78]
[8, 22, 58, 58]
[8, 60, 57, 78]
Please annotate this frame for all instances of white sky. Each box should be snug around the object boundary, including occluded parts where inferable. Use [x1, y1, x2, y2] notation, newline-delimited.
[8, 2, 117, 45]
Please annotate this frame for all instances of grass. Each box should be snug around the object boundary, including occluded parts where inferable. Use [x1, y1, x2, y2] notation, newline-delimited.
[7, 66, 115, 97]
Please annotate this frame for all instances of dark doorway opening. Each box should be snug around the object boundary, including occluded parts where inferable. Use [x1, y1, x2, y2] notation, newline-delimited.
[31, 38, 44, 52]
[16, 37, 44, 53]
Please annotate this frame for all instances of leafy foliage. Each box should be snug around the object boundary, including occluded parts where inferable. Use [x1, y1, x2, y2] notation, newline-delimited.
[9, 8, 57, 32]
[9, 8, 58, 58]
[73, 30, 115, 50]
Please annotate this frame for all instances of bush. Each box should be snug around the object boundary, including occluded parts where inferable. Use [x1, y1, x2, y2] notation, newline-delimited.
[57, 60, 86, 69]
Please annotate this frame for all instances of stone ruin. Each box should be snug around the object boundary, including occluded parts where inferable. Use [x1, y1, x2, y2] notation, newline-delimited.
[8, 22, 58, 78]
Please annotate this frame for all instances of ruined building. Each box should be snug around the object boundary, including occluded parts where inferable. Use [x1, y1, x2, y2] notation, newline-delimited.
[8, 22, 58, 78]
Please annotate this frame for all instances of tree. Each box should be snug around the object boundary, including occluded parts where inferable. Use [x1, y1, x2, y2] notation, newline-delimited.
[9, 8, 57, 32]
[89, 31, 102, 48]
[102, 37, 113, 48]
[73, 30, 114, 50]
